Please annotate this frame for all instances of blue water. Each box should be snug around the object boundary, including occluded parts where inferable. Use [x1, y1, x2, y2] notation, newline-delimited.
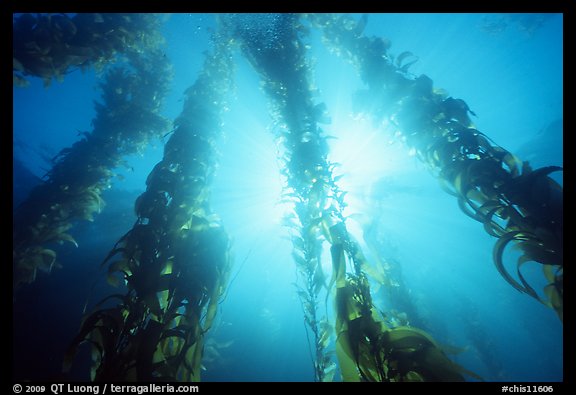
[13, 13, 563, 382]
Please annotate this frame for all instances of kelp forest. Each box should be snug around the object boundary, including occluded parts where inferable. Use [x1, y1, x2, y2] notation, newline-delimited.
[12, 13, 563, 382]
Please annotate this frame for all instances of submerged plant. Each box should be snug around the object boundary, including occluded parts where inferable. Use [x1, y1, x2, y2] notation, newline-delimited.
[64, 38, 234, 381]
[225, 13, 473, 382]
[308, 13, 563, 321]
[329, 227, 480, 381]
[13, 13, 166, 87]
[13, 48, 172, 288]
[12, 13, 561, 382]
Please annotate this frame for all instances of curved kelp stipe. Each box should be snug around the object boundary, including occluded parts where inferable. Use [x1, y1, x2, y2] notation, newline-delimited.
[64, 39, 233, 381]
[308, 13, 563, 321]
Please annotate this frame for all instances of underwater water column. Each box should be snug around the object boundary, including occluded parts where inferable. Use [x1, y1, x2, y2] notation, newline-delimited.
[309, 13, 563, 322]
[65, 38, 233, 382]
[226, 13, 474, 382]
[222, 13, 338, 381]
[13, 49, 172, 289]
[13, 13, 166, 87]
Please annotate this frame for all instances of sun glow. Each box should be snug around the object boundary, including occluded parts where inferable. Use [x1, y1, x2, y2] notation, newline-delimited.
[327, 114, 416, 218]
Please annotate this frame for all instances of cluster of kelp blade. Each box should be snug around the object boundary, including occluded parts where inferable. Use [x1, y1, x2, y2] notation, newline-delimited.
[13, 13, 561, 382]
[306, 13, 562, 322]
[222, 13, 479, 382]
[13, 40, 172, 288]
[64, 38, 234, 381]
[13, 13, 165, 87]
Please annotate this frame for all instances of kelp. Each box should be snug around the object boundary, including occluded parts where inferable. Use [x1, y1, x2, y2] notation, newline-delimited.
[222, 13, 341, 381]
[13, 12, 556, 381]
[330, 226, 479, 382]
[13, 13, 166, 87]
[64, 38, 234, 381]
[308, 13, 563, 321]
[361, 218, 427, 330]
[13, 47, 172, 288]
[226, 13, 474, 382]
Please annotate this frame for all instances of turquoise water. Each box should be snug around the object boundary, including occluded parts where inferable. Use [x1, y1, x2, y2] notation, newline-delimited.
[13, 13, 562, 382]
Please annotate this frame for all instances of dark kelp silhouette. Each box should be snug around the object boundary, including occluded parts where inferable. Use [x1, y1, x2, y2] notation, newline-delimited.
[13, 45, 172, 288]
[13, 13, 165, 87]
[308, 13, 562, 322]
[64, 37, 233, 381]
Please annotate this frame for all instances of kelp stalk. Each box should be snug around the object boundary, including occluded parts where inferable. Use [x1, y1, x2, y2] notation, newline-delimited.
[223, 13, 339, 381]
[226, 13, 472, 382]
[13, 48, 172, 288]
[64, 38, 234, 381]
[309, 13, 563, 321]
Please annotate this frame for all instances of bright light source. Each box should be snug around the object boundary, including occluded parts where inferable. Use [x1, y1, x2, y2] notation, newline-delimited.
[327, 114, 414, 218]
